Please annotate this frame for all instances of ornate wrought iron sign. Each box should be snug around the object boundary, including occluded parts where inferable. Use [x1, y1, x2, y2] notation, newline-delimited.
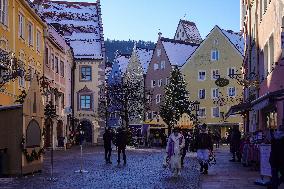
[215, 77, 230, 87]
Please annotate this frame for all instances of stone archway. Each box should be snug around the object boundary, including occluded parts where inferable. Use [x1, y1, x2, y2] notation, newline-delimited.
[57, 120, 64, 147]
[79, 119, 93, 143]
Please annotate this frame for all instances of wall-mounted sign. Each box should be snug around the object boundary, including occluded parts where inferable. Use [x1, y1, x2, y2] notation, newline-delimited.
[215, 78, 229, 87]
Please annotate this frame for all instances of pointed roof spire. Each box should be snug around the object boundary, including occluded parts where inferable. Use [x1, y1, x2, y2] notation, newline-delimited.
[158, 29, 162, 39]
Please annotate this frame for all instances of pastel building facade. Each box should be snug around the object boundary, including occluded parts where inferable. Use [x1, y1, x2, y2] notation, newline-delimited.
[0, 0, 46, 105]
[181, 26, 244, 137]
[37, 0, 105, 144]
[240, 0, 284, 132]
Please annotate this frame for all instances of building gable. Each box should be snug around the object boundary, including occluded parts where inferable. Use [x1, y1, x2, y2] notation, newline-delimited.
[174, 19, 202, 44]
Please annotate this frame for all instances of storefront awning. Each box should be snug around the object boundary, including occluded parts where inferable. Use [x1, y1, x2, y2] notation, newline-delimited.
[251, 89, 284, 111]
[225, 102, 251, 118]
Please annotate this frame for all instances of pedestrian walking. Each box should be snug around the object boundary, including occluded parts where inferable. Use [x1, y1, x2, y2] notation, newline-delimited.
[196, 124, 213, 175]
[229, 127, 241, 162]
[116, 127, 127, 165]
[166, 127, 185, 177]
[103, 128, 113, 164]
[181, 130, 190, 167]
[269, 125, 284, 189]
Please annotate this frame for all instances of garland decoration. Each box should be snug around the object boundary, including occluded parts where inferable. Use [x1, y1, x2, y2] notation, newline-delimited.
[21, 138, 45, 163]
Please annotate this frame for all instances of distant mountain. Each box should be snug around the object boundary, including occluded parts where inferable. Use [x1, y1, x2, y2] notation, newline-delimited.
[105, 39, 155, 63]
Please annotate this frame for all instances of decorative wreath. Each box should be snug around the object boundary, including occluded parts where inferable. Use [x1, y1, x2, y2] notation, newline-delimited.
[21, 138, 45, 163]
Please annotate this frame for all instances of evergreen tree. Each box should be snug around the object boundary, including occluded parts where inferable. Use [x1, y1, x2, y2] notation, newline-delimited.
[160, 66, 191, 134]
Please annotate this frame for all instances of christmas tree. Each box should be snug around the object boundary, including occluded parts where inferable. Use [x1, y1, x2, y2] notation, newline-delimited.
[160, 66, 191, 134]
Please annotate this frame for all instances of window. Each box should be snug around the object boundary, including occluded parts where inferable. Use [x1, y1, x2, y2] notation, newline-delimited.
[198, 89, 206, 99]
[212, 107, 220, 118]
[45, 47, 49, 66]
[228, 87, 236, 97]
[165, 77, 169, 85]
[18, 13, 24, 38]
[161, 60, 166, 69]
[154, 63, 159, 70]
[36, 30, 41, 52]
[198, 71, 206, 81]
[55, 56, 59, 73]
[80, 95, 91, 110]
[0, 0, 8, 25]
[212, 69, 219, 80]
[80, 66, 92, 81]
[158, 79, 162, 87]
[18, 75, 25, 88]
[156, 94, 161, 104]
[198, 108, 206, 117]
[27, 22, 33, 46]
[211, 50, 219, 61]
[182, 32, 185, 37]
[60, 61, 64, 77]
[228, 67, 235, 77]
[157, 49, 161, 57]
[147, 112, 152, 120]
[213, 39, 218, 45]
[147, 95, 152, 103]
[212, 88, 219, 98]
[51, 53, 54, 70]
[151, 80, 155, 88]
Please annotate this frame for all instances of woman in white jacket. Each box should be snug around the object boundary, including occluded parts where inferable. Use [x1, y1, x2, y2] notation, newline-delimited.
[166, 127, 185, 177]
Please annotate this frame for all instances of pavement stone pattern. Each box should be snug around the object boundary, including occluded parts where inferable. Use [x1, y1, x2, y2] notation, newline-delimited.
[200, 146, 284, 189]
[1, 146, 200, 189]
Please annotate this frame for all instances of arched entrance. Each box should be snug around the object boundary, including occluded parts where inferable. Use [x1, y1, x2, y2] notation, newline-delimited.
[44, 118, 52, 148]
[79, 120, 93, 143]
[57, 120, 64, 147]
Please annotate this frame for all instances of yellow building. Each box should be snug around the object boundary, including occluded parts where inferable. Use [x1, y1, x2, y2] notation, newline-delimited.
[181, 26, 244, 137]
[0, 0, 46, 105]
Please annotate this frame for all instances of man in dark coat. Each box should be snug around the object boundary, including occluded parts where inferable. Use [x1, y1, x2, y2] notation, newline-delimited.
[230, 127, 241, 162]
[116, 127, 127, 165]
[196, 124, 213, 174]
[103, 128, 113, 164]
[269, 125, 284, 189]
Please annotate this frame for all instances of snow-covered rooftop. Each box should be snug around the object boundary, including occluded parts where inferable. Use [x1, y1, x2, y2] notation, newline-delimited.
[180, 20, 202, 44]
[135, 47, 154, 74]
[48, 25, 71, 52]
[161, 38, 199, 67]
[37, 0, 103, 59]
[221, 29, 244, 56]
[114, 54, 131, 74]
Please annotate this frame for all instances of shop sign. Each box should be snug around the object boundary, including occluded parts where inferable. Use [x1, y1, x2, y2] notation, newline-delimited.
[259, 144, 271, 177]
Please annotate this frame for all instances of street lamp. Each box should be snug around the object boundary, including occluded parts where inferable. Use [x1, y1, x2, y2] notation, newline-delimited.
[75, 123, 88, 173]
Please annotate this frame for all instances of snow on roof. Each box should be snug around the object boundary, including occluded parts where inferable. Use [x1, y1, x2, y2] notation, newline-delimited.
[181, 20, 202, 44]
[38, 0, 103, 59]
[221, 29, 244, 56]
[161, 38, 199, 67]
[135, 47, 154, 74]
[114, 54, 131, 74]
[48, 25, 71, 52]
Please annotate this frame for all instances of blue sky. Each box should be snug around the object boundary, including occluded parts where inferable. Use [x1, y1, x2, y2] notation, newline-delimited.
[68, 0, 241, 42]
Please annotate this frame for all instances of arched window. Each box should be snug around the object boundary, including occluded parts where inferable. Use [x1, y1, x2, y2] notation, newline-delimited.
[26, 120, 41, 147]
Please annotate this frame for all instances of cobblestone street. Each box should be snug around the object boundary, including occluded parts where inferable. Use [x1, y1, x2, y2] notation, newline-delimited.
[0, 146, 200, 189]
